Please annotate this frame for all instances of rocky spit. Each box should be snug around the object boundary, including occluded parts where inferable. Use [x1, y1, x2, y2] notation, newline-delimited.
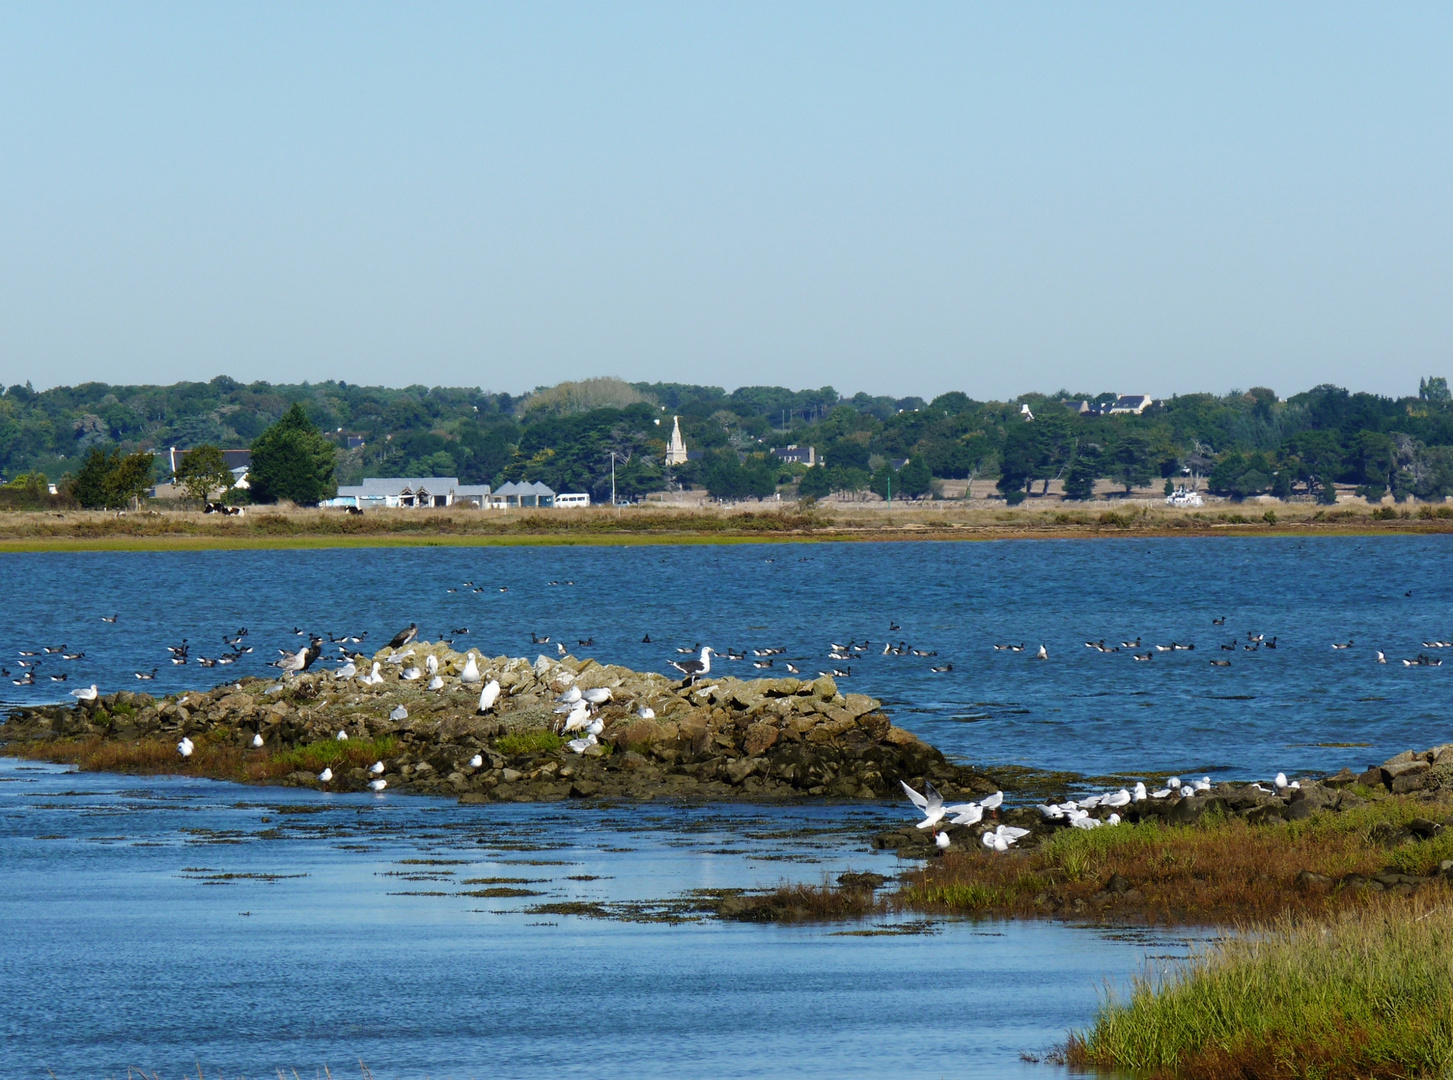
[0, 641, 1003, 806]
[875, 744, 1453, 869]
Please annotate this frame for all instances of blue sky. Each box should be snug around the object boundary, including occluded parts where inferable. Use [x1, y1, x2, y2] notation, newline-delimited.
[1, 2, 1449, 400]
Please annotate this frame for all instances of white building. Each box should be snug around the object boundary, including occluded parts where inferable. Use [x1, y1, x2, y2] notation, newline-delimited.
[324, 477, 492, 509]
[665, 416, 688, 465]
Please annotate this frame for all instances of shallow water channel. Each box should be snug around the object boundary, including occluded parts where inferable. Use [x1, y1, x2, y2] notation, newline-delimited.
[0, 758, 1200, 1077]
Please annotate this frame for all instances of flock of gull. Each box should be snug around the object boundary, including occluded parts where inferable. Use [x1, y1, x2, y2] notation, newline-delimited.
[900, 768, 1305, 853]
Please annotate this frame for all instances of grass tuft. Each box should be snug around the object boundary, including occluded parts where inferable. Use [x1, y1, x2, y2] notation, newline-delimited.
[1067, 897, 1453, 1079]
[495, 730, 564, 756]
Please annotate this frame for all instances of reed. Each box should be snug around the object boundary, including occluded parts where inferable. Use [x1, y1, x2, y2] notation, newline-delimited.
[1066, 897, 1453, 1079]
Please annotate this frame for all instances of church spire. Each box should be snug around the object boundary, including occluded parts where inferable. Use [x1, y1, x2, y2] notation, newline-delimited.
[665, 415, 688, 465]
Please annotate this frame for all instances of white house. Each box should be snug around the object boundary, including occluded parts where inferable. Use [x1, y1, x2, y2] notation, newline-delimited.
[1108, 395, 1155, 415]
[324, 477, 491, 509]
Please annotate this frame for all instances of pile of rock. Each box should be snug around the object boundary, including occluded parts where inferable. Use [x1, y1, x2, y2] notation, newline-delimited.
[0, 643, 1002, 804]
[1353, 744, 1453, 794]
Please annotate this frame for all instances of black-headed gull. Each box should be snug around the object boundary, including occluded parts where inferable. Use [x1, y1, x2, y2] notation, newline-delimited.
[901, 780, 947, 830]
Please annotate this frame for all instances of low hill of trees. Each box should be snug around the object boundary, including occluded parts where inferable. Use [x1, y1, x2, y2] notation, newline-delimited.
[2, 374, 1451, 505]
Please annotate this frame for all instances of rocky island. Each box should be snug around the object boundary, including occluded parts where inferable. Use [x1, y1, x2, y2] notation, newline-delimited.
[0, 640, 1004, 805]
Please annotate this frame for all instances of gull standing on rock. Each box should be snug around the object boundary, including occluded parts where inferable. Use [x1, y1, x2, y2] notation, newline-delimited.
[390, 705, 408, 721]
[251, 733, 264, 748]
[460, 652, 481, 684]
[368, 779, 387, 792]
[670, 647, 716, 683]
[369, 760, 386, 775]
[70, 684, 98, 701]
[478, 680, 500, 714]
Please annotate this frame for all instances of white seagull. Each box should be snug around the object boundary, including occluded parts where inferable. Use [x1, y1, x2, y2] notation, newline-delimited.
[901, 780, 948, 829]
[318, 767, 333, 784]
[460, 652, 481, 684]
[177, 737, 194, 758]
[251, 733, 264, 748]
[336, 730, 348, 741]
[427, 675, 444, 691]
[468, 754, 483, 769]
[981, 824, 1031, 851]
[637, 705, 656, 719]
[369, 761, 385, 775]
[426, 654, 439, 676]
[478, 680, 500, 713]
[70, 684, 98, 701]
[368, 779, 387, 792]
[934, 832, 951, 851]
[670, 646, 716, 682]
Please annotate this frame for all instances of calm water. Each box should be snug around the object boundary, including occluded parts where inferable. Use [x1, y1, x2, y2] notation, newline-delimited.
[8, 536, 1424, 1075]
[0, 758, 1198, 1077]
[4, 536, 1452, 777]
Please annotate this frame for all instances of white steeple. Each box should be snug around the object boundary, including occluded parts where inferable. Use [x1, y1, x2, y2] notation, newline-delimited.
[665, 415, 687, 465]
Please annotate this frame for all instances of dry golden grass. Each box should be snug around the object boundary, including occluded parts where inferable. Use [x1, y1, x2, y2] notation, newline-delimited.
[5, 733, 398, 784]
[0, 500, 1450, 551]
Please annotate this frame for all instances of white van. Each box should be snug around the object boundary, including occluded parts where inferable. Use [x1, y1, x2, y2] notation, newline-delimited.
[555, 493, 591, 508]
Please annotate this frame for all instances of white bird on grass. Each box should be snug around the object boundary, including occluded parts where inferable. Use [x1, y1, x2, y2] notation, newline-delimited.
[390, 705, 408, 721]
[70, 684, 98, 701]
[369, 761, 385, 775]
[178, 737, 194, 758]
[901, 780, 948, 830]
[251, 733, 264, 748]
[478, 680, 500, 714]
[1105, 813, 1122, 826]
[368, 779, 387, 792]
[934, 832, 951, 851]
[336, 730, 348, 741]
[1070, 815, 1101, 830]
[460, 652, 481, 684]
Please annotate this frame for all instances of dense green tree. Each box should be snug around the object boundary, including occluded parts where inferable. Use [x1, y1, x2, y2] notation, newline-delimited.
[174, 444, 234, 506]
[71, 447, 118, 509]
[249, 404, 337, 505]
[797, 465, 831, 499]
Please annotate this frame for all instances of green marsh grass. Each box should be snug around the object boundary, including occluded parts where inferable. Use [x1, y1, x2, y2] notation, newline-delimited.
[495, 730, 565, 756]
[1066, 897, 1453, 1079]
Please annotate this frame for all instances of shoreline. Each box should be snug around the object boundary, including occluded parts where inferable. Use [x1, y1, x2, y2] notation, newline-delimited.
[1, 502, 1450, 552]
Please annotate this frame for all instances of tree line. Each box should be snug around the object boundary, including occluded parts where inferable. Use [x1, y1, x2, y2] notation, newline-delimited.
[2, 374, 1451, 507]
